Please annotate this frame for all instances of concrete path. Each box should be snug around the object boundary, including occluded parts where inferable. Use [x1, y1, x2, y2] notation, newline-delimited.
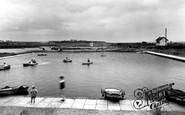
[144, 51, 185, 62]
[0, 96, 185, 112]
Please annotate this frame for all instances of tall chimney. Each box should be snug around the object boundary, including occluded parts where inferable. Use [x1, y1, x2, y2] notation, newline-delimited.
[165, 28, 167, 39]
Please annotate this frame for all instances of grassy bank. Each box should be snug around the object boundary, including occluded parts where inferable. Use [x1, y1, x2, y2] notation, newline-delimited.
[0, 50, 54, 59]
[0, 53, 17, 58]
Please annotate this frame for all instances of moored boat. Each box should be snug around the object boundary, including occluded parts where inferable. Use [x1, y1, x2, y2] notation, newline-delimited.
[0, 85, 29, 96]
[101, 88, 125, 100]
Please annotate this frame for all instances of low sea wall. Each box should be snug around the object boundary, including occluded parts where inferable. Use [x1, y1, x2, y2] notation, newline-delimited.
[144, 51, 185, 62]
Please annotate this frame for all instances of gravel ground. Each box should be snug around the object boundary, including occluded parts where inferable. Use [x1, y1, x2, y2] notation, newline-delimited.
[0, 106, 184, 115]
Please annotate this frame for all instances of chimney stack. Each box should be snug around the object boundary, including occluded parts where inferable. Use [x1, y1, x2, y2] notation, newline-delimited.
[165, 28, 167, 39]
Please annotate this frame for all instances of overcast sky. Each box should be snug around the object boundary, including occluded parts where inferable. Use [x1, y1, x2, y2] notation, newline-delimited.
[0, 0, 185, 42]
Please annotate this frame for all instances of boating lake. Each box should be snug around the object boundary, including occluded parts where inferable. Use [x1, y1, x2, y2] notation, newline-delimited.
[0, 52, 185, 99]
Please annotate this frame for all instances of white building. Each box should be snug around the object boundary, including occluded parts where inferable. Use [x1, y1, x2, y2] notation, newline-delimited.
[156, 37, 168, 46]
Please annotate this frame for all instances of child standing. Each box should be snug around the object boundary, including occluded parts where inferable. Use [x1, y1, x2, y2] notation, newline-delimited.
[30, 85, 38, 104]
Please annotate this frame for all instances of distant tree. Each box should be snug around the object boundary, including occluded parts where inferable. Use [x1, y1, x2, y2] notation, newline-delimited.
[142, 41, 147, 44]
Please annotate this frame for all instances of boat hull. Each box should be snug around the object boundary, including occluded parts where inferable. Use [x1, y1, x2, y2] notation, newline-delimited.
[0, 85, 29, 96]
[82, 62, 93, 65]
[0, 88, 18, 95]
[38, 54, 47, 56]
[23, 63, 38, 67]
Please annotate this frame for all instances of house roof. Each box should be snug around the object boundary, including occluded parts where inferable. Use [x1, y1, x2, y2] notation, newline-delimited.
[156, 37, 168, 43]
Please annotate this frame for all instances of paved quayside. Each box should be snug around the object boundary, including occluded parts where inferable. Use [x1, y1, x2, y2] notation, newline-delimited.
[0, 96, 185, 112]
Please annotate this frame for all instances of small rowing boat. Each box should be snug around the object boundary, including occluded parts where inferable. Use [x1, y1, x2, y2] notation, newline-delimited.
[82, 62, 93, 65]
[0, 65, 11, 71]
[23, 60, 38, 67]
[63, 59, 72, 63]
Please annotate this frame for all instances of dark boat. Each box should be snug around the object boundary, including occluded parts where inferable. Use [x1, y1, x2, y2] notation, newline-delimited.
[63, 59, 72, 63]
[166, 88, 185, 105]
[0, 65, 11, 71]
[38, 53, 47, 56]
[82, 62, 93, 65]
[101, 88, 125, 101]
[23, 62, 38, 67]
[0, 85, 29, 96]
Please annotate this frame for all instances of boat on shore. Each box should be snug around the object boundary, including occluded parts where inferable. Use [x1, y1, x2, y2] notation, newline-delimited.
[101, 88, 125, 101]
[0, 85, 29, 96]
[82, 62, 93, 65]
[0, 65, 11, 71]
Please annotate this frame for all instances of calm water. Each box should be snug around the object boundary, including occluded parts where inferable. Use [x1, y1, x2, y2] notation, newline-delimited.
[0, 52, 185, 99]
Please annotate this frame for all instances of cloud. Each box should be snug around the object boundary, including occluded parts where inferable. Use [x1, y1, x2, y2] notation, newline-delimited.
[0, 0, 185, 42]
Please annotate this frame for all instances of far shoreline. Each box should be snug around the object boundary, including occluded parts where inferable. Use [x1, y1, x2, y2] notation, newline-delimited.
[0, 47, 185, 61]
[0, 50, 127, 60]
[0, 52, 17, 58]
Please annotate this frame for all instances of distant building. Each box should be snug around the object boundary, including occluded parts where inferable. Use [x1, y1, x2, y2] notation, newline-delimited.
[89, 42, 93, 47]
[156, 37, 168, 46]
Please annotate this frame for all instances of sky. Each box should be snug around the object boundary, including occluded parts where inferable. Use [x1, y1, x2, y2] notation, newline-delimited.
[0, 0, 185, 42]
